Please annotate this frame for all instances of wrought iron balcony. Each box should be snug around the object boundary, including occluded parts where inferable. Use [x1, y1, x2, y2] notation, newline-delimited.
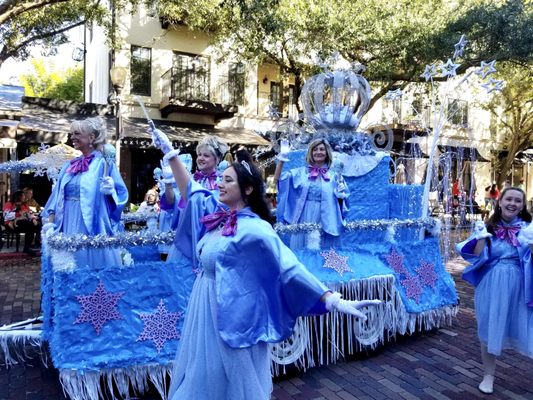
[160, 67, 239, 120]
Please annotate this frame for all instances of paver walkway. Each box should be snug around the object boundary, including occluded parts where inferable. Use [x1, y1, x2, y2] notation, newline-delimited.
[1, 255, 532, 399]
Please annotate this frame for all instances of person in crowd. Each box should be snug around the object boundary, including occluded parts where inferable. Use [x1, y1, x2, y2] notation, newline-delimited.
[149, 126, 380, 400]
[22, 187, 42, 213]
[3, 190, 41, 254]
[456, 186, 533, 394]
[138, 187, 160, 215]
[517, 178, 525, 191]
[488, 183, 500, 211]
[42, 116, 128, 267]
[273, 138, 348, 248]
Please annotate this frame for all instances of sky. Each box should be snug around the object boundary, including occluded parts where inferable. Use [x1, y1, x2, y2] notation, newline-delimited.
[0, 27, 84, 86]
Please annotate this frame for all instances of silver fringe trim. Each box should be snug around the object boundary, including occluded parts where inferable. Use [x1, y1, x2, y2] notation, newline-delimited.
[270, 275, 458, 375]
[59, 363, 173, 400]
[0, 316, 46, 367]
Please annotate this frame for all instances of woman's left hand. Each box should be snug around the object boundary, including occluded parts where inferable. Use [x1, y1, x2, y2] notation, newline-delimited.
[100, 176, 116, 195]
[325, 292, 381, 320]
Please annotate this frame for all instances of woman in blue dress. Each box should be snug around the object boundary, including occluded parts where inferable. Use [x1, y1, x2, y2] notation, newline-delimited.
[457, 187, 533, 394]
[42, 116, 128, 268]
[274, 138, 348, 249]
[150, 127, 380, 400]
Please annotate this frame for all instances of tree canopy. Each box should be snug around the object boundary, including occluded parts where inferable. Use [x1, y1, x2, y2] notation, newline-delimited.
[156, 0, 532, 107]
[0, 0, 142, 69]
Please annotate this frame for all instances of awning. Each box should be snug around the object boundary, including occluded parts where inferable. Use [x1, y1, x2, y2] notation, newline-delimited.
[438, 145, 488, 162]
[122, 118, 270, 147]
[391, 142, 428, 158]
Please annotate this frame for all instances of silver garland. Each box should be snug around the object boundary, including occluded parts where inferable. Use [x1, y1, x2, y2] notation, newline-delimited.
[274, 218, 437, 234]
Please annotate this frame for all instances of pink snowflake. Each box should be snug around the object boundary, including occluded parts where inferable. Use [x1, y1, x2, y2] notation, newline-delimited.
[416, 260, 438, 288]
[74, 281, 125, 335]
[137, 299, 183, 353]
[400, 274, 423, 304]
[320, 248, 352, 277]
[385, 248, 407, 275]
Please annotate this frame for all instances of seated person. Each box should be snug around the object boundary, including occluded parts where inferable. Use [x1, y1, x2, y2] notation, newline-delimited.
[22, 187, 42, 213]
[3, 190, 41, 254]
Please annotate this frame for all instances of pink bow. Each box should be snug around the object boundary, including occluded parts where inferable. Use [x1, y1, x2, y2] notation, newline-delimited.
[66, 154, 95, 174]
[193, 170, 218, 190]
[494, 224, 521, 247]
[308, 165, 330, 181]
[200, 207, 238, 236]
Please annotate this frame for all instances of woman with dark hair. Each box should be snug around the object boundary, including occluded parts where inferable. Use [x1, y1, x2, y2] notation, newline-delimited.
[456, 186, 533, 394]
[150, 127, 379, 400]
[273, 138, 348, 249]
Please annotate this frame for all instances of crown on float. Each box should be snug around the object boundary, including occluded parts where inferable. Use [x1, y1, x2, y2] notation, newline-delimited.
[301, 53, 371, 131]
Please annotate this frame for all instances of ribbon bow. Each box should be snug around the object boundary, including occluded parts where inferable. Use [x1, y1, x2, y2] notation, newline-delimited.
[494, 224, 521, 247]
[200, 207, 238, 236]
[193, 170, 218, 190]
[308, 165, 330, 181]
[66, 154, 95, 174]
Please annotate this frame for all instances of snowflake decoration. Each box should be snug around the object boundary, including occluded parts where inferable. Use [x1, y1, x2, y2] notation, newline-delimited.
[475, 60, 497, 79]
[385, 248, 407, 275]
[481, 78, 504, 94]
[400, 274, 423, 303]
[74, 281, 125, 335]
[320, 248, 352, 277]
[384, 88, 403, 101]
[137, 299, 183, 353]
[33, 167, 46, 177]
[38, 143, 50, 152]
[453, 35, 468, 59]
[420, 64, 438, 82]
[440, 58, 460, 77]
[416, 260, 438, 288]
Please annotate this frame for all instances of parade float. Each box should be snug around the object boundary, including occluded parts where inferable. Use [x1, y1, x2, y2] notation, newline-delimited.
[0, 36, 505, 400]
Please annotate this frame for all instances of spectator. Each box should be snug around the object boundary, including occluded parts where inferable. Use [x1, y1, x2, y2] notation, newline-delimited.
[3, 190, 40, 254]
[22, 187, 42, 213]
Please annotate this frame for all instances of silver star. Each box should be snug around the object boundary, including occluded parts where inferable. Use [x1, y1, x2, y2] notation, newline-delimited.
[481, 78, 504, 94]
[384, 88, 403, 101]
[453, 35, 468, 59]
[420, 64, 438, 81]
[440, 59, 460, 77]
[475, 60, 497, 79]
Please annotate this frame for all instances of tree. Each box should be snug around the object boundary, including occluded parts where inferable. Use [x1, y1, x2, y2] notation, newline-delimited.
[0, 0, 143, 69]
[20, 59, 84, 102]
[485, 63, 533, 186]
[155, 0, 532, 110]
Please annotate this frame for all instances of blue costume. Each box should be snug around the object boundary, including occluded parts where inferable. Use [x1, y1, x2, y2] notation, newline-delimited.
[43, 150, 128, 267]
[457, 217, 533, 357]
[277, 165, 348, 248]
[168, 182, 329, 400]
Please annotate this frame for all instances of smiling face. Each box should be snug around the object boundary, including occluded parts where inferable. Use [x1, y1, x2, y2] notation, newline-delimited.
[311, 143, 328, 166]
[196, 146, 218, 173]
[70, 128, 95, 155]
[498, 189, 524, 223]
[218, 166, 247, 210]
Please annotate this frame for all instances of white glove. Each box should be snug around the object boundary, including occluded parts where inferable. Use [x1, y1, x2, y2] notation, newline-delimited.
[325, 292, 381, 320]
[473, 220, 492, 240]
[161, 163, 174, 185]
[277, 139, 290, 162]
[150, 127, 173, 154]
[100, 176, 116, 195]
[42, 222, 57, 238]
[518, 222, 533, 245]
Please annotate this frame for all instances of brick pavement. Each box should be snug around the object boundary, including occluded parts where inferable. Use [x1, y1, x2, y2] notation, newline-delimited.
[1, 255, 532, 400]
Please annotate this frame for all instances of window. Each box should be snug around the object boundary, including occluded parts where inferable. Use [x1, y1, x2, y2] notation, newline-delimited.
[130, 46, 151, 96]
[173, 52, 210, 102]
[270, 82, 281, 110]
[228, 62, 245, 105]
[447, 99, 468, 127]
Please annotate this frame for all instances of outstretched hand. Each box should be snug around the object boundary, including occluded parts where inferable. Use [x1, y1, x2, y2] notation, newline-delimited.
[277, 139, 290, 162]
[325, 292, 381, 320]
[473, 220, 492, 240]
[150, 127, 173, 154]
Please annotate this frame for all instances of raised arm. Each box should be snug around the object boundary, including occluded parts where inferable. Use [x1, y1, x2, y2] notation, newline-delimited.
[273, 138, 290, 183]
[150, 127, 190, 200]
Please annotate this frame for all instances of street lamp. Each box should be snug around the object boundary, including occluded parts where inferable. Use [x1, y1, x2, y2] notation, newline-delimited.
[109, 65, 127, 168]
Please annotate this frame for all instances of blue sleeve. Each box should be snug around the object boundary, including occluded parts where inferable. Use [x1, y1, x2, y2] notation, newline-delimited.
[456, 234, 490, 286]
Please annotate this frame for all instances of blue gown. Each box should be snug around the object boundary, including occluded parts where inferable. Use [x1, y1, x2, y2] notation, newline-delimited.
[277, 166, 348, 249]
[168, 182, 329, 400]
[457, 218, 533, 357]
[43, 150, 128, 268]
